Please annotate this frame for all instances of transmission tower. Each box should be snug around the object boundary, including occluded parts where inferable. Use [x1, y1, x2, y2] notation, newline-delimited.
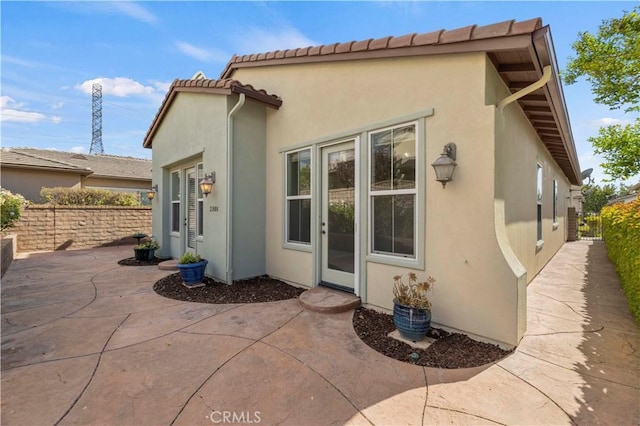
[90, 83, 104, 154]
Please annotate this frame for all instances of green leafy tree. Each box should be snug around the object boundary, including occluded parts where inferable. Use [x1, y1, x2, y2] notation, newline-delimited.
[0, 188, 26, 231]
[582, 183, 617, 213]
[564, 7, 640, 181]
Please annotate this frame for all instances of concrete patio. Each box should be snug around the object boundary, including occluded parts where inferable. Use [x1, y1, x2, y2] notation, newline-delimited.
[1, 241, 638, 425]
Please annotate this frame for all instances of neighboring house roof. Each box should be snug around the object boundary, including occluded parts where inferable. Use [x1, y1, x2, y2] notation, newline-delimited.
[143, 78, 282, 148]
[218, 18, 581, 185]
[0, 148, 151, 181]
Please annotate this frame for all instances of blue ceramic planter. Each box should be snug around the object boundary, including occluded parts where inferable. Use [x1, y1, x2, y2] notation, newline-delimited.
[393, 299, 431, 341]
[176, 260, 208, 286]
[134, 248, 155, 261]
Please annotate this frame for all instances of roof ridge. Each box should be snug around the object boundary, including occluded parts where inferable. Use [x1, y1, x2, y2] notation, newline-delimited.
[219, 17, 542, 79]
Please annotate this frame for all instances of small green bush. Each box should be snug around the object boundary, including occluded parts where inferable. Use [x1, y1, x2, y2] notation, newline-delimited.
[0, 188, 26, 230]
[40, 187, 140, 206]
[602, 199, 640, 326]
[179, 253, 202, 264]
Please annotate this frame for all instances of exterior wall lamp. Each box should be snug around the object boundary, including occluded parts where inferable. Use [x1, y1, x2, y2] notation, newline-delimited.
[199, 172, 215, 197]
[147, 184, 158, 200]
[431, 143, 457, 188]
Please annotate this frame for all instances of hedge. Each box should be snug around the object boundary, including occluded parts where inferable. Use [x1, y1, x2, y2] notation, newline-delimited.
[602, 198, 640, 326]
[40, 187, 140, 206]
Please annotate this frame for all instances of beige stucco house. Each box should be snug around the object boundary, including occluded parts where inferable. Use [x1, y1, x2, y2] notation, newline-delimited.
[0, 148, 152, 203]
[143, 18, 582, 347]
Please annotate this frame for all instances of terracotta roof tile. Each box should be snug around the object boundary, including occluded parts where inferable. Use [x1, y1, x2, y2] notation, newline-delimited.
[412, 30, 444, 46]
[320, 43, 338, 55]
[369, 36, 392, 50]
[511, 17, 542, 34]
[388, 33, 416, 48]
[471, 20, 514, 39]
[440, 25, 477, 44]
[143, 78, 282, 148]
[221, 18, 546, 76]
[351, 39, 372, 52]
[335, 41, 355, 54]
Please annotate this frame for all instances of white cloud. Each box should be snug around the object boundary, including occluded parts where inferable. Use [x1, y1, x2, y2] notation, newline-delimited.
[152, 81, 172, 93]
[232, 26, 318, 55]
[70, 146, 87, 154]
[108, 1, 158, 24]
[76, 77, 156, 98]
[175, 41, 229, 63]
[0, 96, 60, 124]
[51, 102, 64, 109]
[590, 117, 629, 127]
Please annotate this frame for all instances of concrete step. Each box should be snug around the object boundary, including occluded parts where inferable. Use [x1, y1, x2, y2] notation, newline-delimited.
[158, 259, 178, 271]
[299, 287, 360, 313]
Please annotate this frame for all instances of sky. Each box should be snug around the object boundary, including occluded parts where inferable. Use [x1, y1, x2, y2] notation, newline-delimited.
[1, 1, 638, 186]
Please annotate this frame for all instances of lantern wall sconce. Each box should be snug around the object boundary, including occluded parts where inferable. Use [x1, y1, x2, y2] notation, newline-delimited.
[147, 184, 158, 200]
[431, 143, 457, 188]
[199, 172, 215, 197]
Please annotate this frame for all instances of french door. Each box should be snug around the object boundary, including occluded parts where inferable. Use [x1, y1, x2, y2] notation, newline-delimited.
[320, 141, 357, 291]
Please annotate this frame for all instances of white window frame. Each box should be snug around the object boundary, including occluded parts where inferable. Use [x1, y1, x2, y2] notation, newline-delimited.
[536, 163, 544, 249]
[197, 163, 204, 239]
[170, 169, 181, 235]
[552, 178, 558, 229]
[284, 148, 312, 249]
[368, 121, 418, 260]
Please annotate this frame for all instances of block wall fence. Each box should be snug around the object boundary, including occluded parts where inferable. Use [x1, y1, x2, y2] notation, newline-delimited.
[6, 205, 152, 252]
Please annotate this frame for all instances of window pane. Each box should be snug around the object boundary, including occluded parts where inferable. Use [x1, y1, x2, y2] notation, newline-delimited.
[298, 150, 311, 196]
[371, 130, 392, 191]
[198, 200, 203, 236]
[372, 194, 415, 256]
[197, 164, 203, 198]
[171, 202, 180, 232]
[393, 194, 415, 255]
[373, 195, 393, 253]
[172, 171, 180, 201]
[288, 199, 311, 243]
[287, 152, 299, 196]
[553, 180, 558, 222]
[393, 126, 416, 189]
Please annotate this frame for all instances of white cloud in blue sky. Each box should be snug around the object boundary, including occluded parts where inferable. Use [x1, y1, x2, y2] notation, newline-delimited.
[231, 26, 319, 55]
[0, 96, 61, 124]
[175, 41, 230, 63]
[76, 78, 157, 98]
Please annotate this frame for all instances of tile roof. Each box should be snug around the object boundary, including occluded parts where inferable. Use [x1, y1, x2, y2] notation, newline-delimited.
[216, 17, 581, 185]
[143, 78, 281, 148]
[220, 18, 543, 78]
[0, 148, 151, 181]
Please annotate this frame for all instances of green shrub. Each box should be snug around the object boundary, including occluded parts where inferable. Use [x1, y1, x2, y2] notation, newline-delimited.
[0, 188, 26, 231]
[602, 199, 640, 326]
[39, 187, 140, 206]
[179, 253, 202, 264]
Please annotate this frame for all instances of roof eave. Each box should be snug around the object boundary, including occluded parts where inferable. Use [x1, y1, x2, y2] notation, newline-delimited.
[0, 162, 94, 175]
[532, 26, 582, 185]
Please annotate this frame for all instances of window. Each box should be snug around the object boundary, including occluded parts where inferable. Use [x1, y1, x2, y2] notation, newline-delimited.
[553, 179, 558, 224]
[286, 149, 311, 244]
[537, 164, 543, 241]
[197, 163, 204, 237]
[370, 124, 416, 257]
[171, 171, 180, 233]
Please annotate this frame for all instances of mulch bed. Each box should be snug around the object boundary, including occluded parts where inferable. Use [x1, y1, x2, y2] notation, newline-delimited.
[152, 271, 511, 369]
[153, 273, 305, 303]
[118, 257, 165, 266]
[353, 306, 513, 368]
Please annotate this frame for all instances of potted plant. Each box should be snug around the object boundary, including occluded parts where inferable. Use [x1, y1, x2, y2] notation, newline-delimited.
[176, 253, 208, 288]
[133, 238, 159, 261]
[392, 272, 436, 341]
